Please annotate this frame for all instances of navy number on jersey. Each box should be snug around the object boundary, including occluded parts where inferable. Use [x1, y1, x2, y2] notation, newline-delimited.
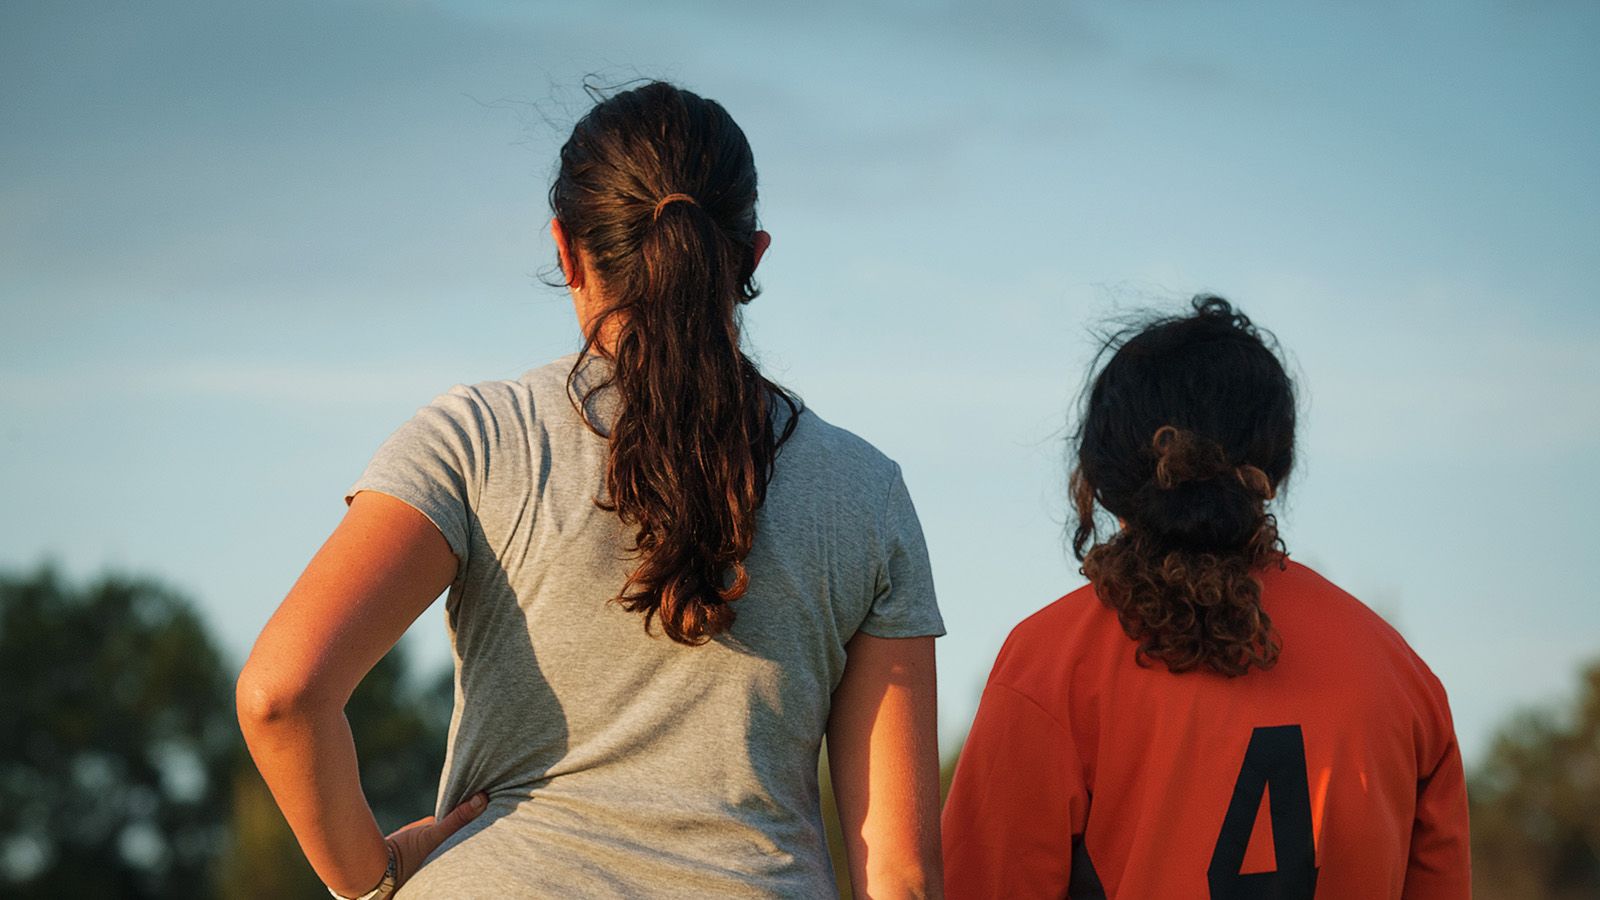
[1207, 725, 1319, 899]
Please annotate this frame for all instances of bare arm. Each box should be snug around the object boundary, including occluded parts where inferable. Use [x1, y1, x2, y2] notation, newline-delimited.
[236, 491, 482, 895]
[827, 632, 943, 899]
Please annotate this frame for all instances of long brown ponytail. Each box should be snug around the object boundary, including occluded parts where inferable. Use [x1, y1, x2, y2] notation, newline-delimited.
[551, 82, 800, 646]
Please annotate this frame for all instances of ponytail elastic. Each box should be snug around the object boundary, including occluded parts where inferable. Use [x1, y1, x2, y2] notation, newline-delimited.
[651, 192, 698, 220]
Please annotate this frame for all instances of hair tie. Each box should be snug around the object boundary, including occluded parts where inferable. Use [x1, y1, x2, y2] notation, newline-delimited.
[652, 192, 698, 220]
[1235, 464, 1277, 500]
[1151, 425, 1233, 489]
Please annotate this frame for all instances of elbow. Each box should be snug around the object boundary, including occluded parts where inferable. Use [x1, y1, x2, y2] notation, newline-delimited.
[235, 663, 322, 737]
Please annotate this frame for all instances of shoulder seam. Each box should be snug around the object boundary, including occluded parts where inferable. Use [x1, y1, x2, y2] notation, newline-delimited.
[988, 679, 1074, 739]
[869, 460, 907, 595]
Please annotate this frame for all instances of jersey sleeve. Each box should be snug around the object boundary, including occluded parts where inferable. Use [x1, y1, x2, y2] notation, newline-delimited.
[344, 384, 487, 574]
[857, 464, 945, 639]
[1402, 676, 1473, 899]
[942, 673, 1089, 898]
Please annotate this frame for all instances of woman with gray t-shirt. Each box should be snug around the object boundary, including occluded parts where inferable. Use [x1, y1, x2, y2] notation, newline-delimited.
[237, 81, 945, 899]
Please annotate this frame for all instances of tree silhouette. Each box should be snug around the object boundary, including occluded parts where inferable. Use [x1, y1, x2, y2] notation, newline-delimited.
[1471, 660, 1600, 900]
[0, 566, 238, 897]
[0, 564, 453, 898]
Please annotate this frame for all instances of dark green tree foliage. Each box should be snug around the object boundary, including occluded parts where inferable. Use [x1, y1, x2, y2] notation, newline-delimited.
[345, 645, 453, 834]
[0, 566, 238, 897]
[0, 565, 453, 898]
[1471, 660, 1600, 900]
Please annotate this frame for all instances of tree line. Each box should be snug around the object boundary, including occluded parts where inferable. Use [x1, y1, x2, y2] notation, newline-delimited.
[1, 566, 1593, 898]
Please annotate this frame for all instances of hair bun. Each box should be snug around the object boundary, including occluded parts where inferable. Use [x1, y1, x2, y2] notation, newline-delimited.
[1131, 426, 1271, 551]
[1151, 426, 1231, 488]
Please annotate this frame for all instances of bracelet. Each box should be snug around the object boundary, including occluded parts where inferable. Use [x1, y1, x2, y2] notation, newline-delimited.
[328, 841, 398, 900]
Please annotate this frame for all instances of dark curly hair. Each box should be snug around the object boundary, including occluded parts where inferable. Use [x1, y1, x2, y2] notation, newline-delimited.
[551, 82, 800, 645]
[1070, 296, 1295, 676]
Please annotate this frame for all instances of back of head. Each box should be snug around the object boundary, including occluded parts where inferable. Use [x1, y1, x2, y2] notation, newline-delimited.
[551, 81, 800, 646]
[1071, 296, 1296, 676]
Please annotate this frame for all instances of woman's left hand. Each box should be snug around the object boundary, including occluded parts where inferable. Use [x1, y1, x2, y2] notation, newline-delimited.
[386, 792, 490, 887]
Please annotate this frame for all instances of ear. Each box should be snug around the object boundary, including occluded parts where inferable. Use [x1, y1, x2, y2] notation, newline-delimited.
[751, 230, 772, 272]
[551, 218, 581, 289]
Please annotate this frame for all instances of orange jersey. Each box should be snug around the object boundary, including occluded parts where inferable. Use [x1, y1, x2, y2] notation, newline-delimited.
[942, 560, 1470, 899]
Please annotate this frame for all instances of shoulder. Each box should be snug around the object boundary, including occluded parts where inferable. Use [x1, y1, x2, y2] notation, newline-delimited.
[1275, 560, 1461, 770]
[1271, 560, 1454, 705]
[377, 357, 585, 460]
[429, 353, 586, 423]
[513, 352, 585, 399]
[1271, 560, 1418, 657]
[989, 583, 1116, 689]
[762, 405, 929, 561]
[780, 404, 905, 489]
[1007, 584, 1108, 647]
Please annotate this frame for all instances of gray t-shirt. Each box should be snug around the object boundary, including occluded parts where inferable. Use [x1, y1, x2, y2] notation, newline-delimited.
[345, 353, 943, 898]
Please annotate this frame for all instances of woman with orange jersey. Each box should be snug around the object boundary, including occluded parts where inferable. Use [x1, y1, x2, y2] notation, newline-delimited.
[942, 297, 1470, 898]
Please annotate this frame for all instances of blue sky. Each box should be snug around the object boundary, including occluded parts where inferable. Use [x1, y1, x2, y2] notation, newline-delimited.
[3, 0, 1597, 766]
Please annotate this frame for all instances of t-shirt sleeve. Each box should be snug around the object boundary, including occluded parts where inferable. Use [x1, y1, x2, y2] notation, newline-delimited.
[344, 385, 486, 572]
[942, 656, 1090, 899]
[857, 463, 945, 639]
[1402, 673, 1473, 899]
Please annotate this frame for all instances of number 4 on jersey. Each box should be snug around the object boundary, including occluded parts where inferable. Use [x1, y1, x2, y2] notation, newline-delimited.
[1208, 725, 1319, 900]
